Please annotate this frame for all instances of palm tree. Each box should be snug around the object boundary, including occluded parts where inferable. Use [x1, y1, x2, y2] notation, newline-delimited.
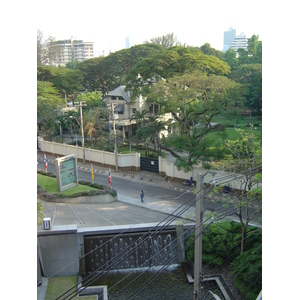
[85, 121, 97, 148]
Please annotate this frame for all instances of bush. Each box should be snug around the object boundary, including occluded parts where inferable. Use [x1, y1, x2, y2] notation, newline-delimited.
[231, 244, 262, 300]
[203, 163, 212, 169]
[186, 220, 241, 266]
[37, 171, 117, 199]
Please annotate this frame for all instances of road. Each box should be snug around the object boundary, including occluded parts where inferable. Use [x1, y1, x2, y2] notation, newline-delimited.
[37, 158, 261, 228]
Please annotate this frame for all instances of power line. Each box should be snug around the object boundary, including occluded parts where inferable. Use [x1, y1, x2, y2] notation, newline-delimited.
[55, 166, 261, 299]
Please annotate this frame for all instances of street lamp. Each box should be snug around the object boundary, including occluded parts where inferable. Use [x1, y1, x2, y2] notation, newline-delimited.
[56, 120, 62, 135]
[70, 115, 85, 163]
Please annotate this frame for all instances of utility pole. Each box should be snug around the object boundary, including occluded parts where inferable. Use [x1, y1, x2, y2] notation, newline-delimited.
[194, 171, 216, 300]
[194, 172, 204, 300]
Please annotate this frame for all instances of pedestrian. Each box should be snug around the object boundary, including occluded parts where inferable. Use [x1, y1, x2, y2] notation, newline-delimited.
[141, 190, 145, 203]
[44, 154, 48, 173]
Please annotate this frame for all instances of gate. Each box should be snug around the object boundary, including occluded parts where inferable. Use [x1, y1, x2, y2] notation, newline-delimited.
[140, 157, 159, 173]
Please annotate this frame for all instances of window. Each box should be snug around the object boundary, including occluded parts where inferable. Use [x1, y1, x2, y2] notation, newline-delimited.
[132, 108, 136, 114]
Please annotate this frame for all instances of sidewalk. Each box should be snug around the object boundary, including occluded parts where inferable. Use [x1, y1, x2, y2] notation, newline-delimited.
[37, 152, 195, 193]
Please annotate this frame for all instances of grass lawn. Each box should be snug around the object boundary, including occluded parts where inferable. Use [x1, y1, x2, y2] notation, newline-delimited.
[45, 276, 97, 300]
[37, 174, 98, 195]
[45, 276, 77, 300]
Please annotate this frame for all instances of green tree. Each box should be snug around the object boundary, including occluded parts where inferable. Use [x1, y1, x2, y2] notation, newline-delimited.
[200, 43, 225, 60]
[230, 64, 262, 115]
[78, 44, 164, 94]
[237, 48, 250, 65]
[224, 48, 238, 70]
[218, 127, 262, 253]
[141, 71, 240, 170]
[247, 35, 262, 63]
[146, 32, 178, 49]
[126, 46, 231, 99]
[37, 29, 44, 66]
[76, 91, 104, 109]
[37, 81, 64, 119]
[37, 66, 84, 101]
[186, 220, 242, 266]
[37, 81, 64, 139]
[231, 242, 262, 299]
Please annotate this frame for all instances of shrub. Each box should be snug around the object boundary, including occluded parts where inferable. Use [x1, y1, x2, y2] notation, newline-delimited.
[37, 171, 117, 199]
[186, 220, 241, 266]
[231, 244, 262, 300]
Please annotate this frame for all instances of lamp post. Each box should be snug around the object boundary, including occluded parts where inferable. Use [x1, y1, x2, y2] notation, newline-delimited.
[70, 115, 85, 164]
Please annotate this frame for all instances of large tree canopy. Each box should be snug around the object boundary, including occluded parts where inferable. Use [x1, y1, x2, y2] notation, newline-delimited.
[37, 81, 64, 119]
[78, 44, 164, 94]
[229, 64, 262, 114]
[37, 66, 84, 97]
[133, 71, 241, 170]
[126, 46, 231, 99]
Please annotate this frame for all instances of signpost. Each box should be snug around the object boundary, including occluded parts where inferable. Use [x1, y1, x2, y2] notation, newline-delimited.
[55, 154, 78, 192]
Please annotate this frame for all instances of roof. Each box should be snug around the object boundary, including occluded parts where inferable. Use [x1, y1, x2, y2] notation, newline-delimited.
[104, 86, 131, 103]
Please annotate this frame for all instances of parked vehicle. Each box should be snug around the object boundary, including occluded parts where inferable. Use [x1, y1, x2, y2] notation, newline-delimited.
[182, 177, 195, 187]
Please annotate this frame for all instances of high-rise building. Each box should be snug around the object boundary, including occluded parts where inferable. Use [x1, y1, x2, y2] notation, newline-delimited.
[48, 38, 94, 66]
[125, 36, 130, 49]
[223, 27, 236, 52]
[230, 33, 247, 52]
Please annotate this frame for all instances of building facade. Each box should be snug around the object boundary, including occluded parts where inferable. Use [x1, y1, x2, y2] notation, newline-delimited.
[48, 38, 94, 66]
[223, 27, 236, 52]
[230, 33, 248, 52]
[103, 86, 174, 141]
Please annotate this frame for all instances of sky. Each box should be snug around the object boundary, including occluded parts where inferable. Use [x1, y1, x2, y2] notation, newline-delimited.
[36, 0, 264, 56]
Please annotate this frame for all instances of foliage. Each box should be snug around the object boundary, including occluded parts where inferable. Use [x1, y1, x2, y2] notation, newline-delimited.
[231, 240, 262, 299]
[217, 127, 262, 253]
[126, 46, 231, 99]
[229, 64, 262, 115]
[138, 71, 241, 171]
[76, 91, 104, 108]
[37, 172, 117, 198]
[37, 81, 64, 119]
[37, 66, 84, 98]
[186, 220, 241, 266]
[37, 200, 45, 226]
[185, 220, 262, 298]
[200, 43, 225, 60]
[146, 32, 178, 49]
[78, 44, 164, 94]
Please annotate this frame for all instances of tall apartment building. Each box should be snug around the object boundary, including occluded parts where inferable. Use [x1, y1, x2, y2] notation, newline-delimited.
[230, 33, 248, 52]
[48, 38, 94, 66]
[223, 27, 236, 52]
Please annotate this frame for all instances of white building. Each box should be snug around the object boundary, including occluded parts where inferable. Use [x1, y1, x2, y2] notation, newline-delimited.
[230, 33, 248, 52]
[48, 38, 94, 66]
[103, 86, 174, 142]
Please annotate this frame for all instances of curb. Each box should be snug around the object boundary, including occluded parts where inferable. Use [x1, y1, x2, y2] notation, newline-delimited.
[38, 156, 194, 193]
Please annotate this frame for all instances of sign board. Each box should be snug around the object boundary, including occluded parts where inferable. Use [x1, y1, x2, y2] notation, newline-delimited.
[55, 155, 78, 192]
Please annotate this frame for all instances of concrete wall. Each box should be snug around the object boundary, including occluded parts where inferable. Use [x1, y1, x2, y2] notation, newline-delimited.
[37, 226, 79, 277]
[40, 140, 261, 190]
[37, 223, 191, 277]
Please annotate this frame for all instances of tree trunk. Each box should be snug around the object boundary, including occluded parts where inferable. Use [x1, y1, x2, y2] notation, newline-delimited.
[241, 224, 246, 253]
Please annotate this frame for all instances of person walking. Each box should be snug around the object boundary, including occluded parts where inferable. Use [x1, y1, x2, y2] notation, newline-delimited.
[141, 190, 145, 203]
